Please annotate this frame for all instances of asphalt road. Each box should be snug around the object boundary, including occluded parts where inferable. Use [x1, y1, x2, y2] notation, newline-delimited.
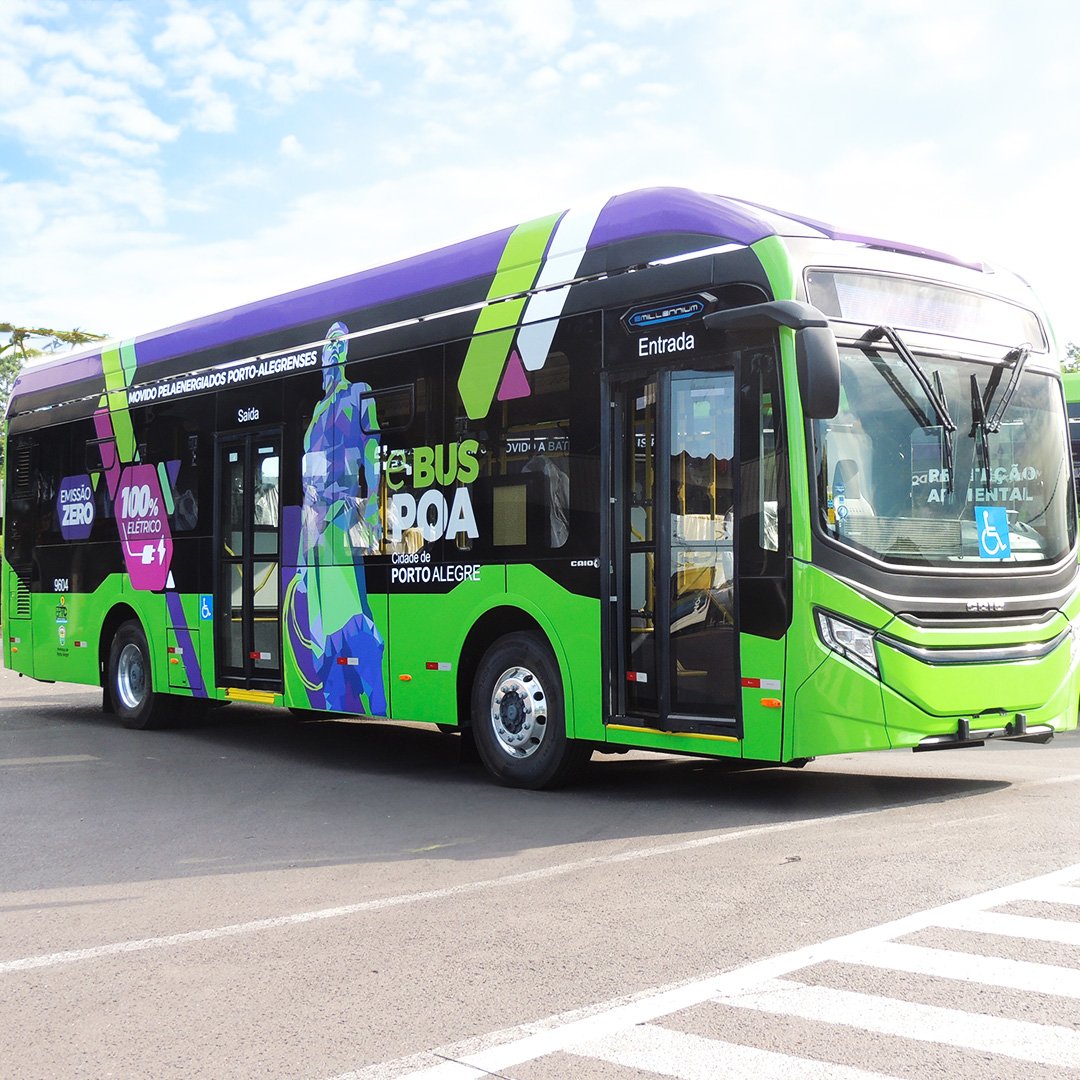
[2, 664, 1080, 1079]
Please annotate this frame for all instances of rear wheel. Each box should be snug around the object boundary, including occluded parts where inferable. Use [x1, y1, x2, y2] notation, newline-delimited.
[107, 620, 173, 730]
[471, 632, 590, 789]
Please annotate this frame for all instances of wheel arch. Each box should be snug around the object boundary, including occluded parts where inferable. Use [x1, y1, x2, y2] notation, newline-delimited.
[456, 604, 575, 734]
[98, 603, 144, 705]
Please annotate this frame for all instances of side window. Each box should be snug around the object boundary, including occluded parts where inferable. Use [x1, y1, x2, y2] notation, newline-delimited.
[486, 348, 571, 550]
[455, 312, 601, 557]
[738, 342, 788, 570]
[360, 384, 414, 435]
[32, 425, 72, 546]
[137, 400, 211, 534]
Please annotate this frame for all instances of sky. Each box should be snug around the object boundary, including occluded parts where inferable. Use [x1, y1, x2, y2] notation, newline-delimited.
[2, 0, 1079, 356]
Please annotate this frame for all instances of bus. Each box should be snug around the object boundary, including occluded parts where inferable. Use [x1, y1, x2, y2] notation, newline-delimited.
[5, 187, 1078, 788]
[1063, 370, 1080, 496]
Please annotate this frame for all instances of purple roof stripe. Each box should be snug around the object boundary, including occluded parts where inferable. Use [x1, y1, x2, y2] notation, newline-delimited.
[587, 187, 775, 249]
[12, 226, 516, 399]
[15, 351, 105, 398]
[734, 197, 985, 272]
[135, 225, 516, 364]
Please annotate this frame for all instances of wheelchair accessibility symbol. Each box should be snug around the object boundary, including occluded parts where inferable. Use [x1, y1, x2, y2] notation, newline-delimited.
[975, 505, 1011, 560]
[200, 594, 214, 620]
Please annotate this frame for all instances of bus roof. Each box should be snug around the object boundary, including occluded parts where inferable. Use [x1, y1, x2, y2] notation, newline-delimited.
[9, 186, 989, 414]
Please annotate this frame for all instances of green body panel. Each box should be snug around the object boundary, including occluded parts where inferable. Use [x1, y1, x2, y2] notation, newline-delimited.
[793, 653, 890, 756]
[4, 616, 33, 675]
[8, 578, 217, 701]
[385, 567, 504, 724]
[368, 564, 601, 733]
[752, 236, 813, 566]
[786, 563, 890, 756]
[883, 668, 1079, 748]
[166, 627, 194, 690]
[785, 560, 1080, 754]
[1064, 582, 1080, 623]
[737, 631, 786, 760]
[34, 594, 100, 685]
[1063, 370, 1080, 404]
[505, 564, 603, 741]
[166, 590, 217, 698]
[878, 632, 1075, 719]
[750, 235, 798, 304]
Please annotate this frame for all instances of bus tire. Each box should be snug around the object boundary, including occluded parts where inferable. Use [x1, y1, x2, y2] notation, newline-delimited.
[107, 620, 173, 730]
[470, 632, 590, 789]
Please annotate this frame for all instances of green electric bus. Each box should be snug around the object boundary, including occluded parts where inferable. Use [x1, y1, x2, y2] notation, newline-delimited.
[5, 188, 1078, 787]
[1064, 370, 1080, 496]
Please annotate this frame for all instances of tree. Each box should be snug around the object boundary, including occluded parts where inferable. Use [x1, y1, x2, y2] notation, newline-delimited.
[0, 323, 107, 465]
[1066, 342, 1080, 372]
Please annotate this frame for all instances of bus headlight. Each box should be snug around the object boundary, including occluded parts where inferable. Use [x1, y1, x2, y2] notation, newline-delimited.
[815, 610, 879, 677]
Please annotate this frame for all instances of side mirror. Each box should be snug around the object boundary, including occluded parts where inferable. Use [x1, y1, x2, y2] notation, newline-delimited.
[703, 299, 840, 419]
[794, 325, 840, 420]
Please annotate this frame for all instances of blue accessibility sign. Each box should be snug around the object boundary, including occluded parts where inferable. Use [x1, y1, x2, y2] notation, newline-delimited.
[975, 506, 1011, 560]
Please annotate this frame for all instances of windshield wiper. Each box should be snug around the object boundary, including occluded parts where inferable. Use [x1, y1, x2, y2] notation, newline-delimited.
[984, 344, 1031, 433]
[868, 325, 957, 493]
[868, 326, 957, 434]
[970, 373, 992, 488]
[968, 343, 1032, 488]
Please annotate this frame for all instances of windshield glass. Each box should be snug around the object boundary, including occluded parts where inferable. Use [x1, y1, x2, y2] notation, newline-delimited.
[812, 345, 1076, 567]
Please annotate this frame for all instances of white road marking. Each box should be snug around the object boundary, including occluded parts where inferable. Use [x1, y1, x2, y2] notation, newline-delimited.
[344, 861, 1080, 1080]
[0, 810, 868, 975]
[567, 1023, 899, 1080]
[933, 907, 1080, 946]
[832, 940, 1080, 997]
[718, 977, 1080, 1067]
[0, 755, 98, 766]
[1033, 884, 1080, 906]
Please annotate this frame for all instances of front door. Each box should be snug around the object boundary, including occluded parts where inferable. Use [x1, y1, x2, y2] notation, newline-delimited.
[215, 432, 283, 688]
[610, 369, 739, 732]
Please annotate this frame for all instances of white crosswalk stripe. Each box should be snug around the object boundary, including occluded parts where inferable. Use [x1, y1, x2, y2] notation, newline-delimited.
[348, 862, 1080, 1080]
[715, 977, 1080, 1068]
[831, 939, 1080, 997]
[566, 1024, 899, 1080]
[932, 907, 1080, 945]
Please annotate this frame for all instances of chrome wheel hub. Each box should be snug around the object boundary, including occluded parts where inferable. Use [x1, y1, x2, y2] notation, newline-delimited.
[117, 642, 148, 711]
[490, 665, 548, 759]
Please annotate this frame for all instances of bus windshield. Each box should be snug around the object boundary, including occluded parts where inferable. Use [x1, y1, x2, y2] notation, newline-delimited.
[812, 343, 1076, 567]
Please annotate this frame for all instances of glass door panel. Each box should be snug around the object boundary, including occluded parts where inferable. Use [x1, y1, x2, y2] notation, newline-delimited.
[216, 433, 282, 686]
[668, 373, 736, 716]
[625, 379, 659, 716]
[612, 368, 738, 729]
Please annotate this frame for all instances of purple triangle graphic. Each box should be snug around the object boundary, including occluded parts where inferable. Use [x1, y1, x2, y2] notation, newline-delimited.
[497, 349, 531, 401]
[166, 459, 182, 487]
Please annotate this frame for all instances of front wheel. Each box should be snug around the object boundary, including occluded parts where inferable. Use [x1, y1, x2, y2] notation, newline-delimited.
[471, 632, 590, 789]
[107, 620, 173, 730]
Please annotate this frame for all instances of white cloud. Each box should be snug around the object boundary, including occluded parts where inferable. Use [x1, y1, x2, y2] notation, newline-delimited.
[177, 74, 239, 133]
[593, 0, 714, 28]
[279, 133, 304, 159]
[0, 3, 174, 162]
[490, 0, 576, 55]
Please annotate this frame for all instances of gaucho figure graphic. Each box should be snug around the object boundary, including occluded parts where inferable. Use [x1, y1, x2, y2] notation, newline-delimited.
[286, 321, 387, 715]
